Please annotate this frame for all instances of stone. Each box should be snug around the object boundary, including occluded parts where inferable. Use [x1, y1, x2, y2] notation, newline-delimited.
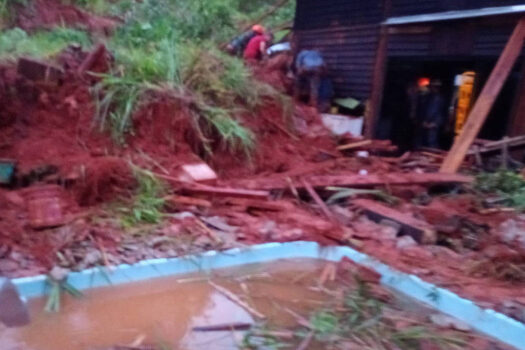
[429, 314, 471, 332]
[396, 235, 417, 249]
[498, 219, 525, 251]
[49, 266, 70, 282]
[0, 260, 18, 273]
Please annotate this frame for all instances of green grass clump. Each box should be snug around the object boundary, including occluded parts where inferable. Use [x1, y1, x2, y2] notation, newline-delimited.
[0, 27, 91, 62]
[120, 168, 166, 227]
[475, 170, 525, 209]
[93, 0, 285, 156]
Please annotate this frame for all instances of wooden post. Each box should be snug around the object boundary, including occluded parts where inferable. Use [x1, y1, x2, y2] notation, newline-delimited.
[508, 56, 525, 137]
[440, 18, 525, 173]
[366, 0, 391, 139]
[366, 27, 389, 139]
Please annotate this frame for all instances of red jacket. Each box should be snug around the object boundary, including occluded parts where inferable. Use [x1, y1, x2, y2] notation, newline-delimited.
[243, 34, 266, 60]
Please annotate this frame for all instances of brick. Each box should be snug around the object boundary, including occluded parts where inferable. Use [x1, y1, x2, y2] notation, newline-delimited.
[180, 163, 217, 184]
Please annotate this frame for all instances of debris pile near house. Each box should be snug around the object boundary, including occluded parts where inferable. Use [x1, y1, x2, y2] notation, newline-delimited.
[1, 0, 525, 332]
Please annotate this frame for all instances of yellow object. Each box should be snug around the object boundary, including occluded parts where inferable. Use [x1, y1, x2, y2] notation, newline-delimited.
[455, 71, 476, 134]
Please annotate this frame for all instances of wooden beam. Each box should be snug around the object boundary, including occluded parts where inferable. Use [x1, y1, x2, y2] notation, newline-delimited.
[182, 184, 270, 200]
[236, 172, 473, 191]
[440, 18, 525, 173]
[508, 56, 525, 137]
[302, 179, 334, 220]
[366, 0, 391, 138]
[353, 199, 436, 244]
[366, 26, 389, 139]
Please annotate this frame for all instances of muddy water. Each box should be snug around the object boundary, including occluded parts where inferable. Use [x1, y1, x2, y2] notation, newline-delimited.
[0, 259, 328, 350]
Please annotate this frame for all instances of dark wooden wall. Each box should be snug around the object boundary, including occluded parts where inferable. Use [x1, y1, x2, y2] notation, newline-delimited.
[294, 0, 525, 100]
[294, 0, 385, 99]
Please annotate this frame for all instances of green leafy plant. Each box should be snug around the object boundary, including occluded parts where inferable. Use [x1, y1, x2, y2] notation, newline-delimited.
[0, 27, 91, 61]
[474, 170, 525, 209]
[120, 168, 166, 227]
[45, 277, 83, 313]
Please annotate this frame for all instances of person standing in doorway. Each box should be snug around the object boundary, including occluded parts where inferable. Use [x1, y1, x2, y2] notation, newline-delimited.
[416, 79, 446, 149]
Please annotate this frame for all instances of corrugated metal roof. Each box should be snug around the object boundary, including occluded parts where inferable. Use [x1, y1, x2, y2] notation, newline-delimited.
[385, 5, 525, 25]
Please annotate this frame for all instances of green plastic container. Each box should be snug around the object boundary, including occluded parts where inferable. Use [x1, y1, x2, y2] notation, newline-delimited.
[0, 160, 16, 185]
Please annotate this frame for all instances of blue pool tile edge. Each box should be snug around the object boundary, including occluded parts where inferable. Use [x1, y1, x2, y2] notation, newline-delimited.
[12, 241, 525, 350]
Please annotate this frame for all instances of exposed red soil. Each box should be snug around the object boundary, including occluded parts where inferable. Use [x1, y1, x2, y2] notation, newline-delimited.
[13, 0, 119, 33]
[1, 28, 525, 329]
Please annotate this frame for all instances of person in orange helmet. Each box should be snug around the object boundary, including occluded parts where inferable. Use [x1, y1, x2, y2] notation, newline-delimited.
[227, 25, 265, 57]
[244, 29, 273, 61]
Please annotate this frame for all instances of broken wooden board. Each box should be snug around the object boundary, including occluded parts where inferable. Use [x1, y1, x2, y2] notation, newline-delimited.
[302, 179, 334, 220]
[466, 135, 525, 155]
[338, 139, 397, 152]
[182, 184, 270, 200]
[441, 18, 525, 173]
[353, 199, 436, 244]
[165, 195, 212, 208]
[235, 173, 473, 191]
[222, 198, 294, 212]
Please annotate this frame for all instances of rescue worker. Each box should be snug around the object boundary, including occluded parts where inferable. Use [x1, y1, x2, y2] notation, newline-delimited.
[243, 31, 272, 62]
[227, 25, 265, 57]
[294, 49, 326, 108]
[415, 79, 446, 149]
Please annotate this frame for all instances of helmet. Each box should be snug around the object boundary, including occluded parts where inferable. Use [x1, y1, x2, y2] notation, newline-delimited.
[252, 25, 265, 34]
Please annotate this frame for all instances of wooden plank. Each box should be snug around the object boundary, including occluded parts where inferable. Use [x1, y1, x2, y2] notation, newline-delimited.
[508, 57, 525, 138]
[236, 172, 473, 191]
[302, 179, 334, 219]
[182, 184, 270, 200]
[337, 140, 372, 151]
[353, 199, 436, 244]
[366, 0, 391, 138]
[466, 135, 525, 155]
[223, 198, 293, 212]
[440, 18, 525, 173]
[164, 195, 212, 208]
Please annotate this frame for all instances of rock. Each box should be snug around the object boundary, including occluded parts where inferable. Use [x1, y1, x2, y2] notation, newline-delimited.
[429, 314, 471, 332]
[49, 266, 70, 282]
[498, 219, 525, 251]
[0, 260, 19, 273]
[278, 228, 304, 241]
[259, 220, 277, 239]
[483, 244, 519, 259]
[402, 246, 434, 261]
[497, 301, 525, 323]
[331, 205, 355, 225]
[201, 216, 237, 233]
[172, 212, 195, 220]
[396, 235, 417, 249]
[2, 191, 25, 207]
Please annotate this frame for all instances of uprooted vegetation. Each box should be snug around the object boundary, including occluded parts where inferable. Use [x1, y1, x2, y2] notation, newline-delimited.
[94, 0, 290, 156]
[474, 170, 525, 209]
